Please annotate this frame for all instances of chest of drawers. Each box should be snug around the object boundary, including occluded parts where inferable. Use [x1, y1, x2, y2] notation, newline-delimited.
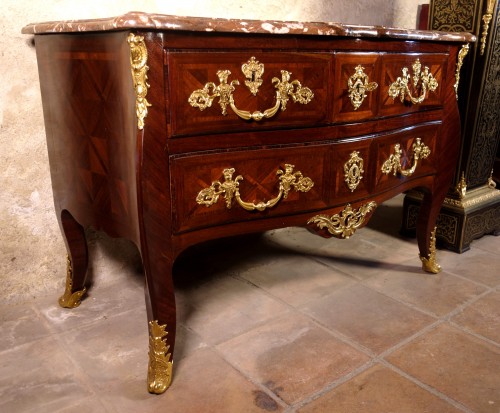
[23, 12, 474, 394]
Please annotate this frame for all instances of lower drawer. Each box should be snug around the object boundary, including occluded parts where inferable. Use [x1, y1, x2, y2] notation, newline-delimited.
[373, 123, 439, 191]
[170, 123, 439, 234]
[170, 144, 333, 233]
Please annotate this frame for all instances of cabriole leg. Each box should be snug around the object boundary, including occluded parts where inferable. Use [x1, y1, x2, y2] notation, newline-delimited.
[416, 192, 442, 274]
[58, 210, 89, 308]
[419, 226, 441, 274]
[144, 256, 176, 394]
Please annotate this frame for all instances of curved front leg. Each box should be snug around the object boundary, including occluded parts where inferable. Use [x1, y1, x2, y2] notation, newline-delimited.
[59, 210, 89, 308]
[143, 254, 176, 394]
[416, 46, 463, 274]
[419, 226, 441, 274]
[416, 190, 444, 274]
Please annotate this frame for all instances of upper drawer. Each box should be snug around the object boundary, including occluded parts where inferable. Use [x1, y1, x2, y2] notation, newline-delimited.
[333, 52, 448, 122]
[379, 53, 448, 117]
[168, 52, 331, 137]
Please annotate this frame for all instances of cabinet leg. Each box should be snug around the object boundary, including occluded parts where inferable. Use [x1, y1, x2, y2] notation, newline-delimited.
[144, 257, 176, 394]
[58, 210, 89, 308]
[416, 193, 441, 274]
[419, 226, 441, 274]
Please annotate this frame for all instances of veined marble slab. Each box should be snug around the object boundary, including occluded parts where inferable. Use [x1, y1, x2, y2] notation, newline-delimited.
[22, 11, 476, 42]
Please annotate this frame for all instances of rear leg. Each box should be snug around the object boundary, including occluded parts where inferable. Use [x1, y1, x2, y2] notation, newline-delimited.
[58, 210, 89, 308]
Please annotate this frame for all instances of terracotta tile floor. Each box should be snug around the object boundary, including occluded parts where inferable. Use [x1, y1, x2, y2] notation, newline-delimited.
[1, 195, 499, 412]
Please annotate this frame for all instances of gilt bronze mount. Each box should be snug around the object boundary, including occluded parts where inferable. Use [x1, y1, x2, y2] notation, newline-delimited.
[347, 65, 378, 110]
[188, 57, 314, 121]
[388, 59, 439, 105]
[381, 138, 431, 177]
[58, 255, 86, 309]
[197, 164, 314, 212]
[128, 33, 152, 130]
[307, 201, 377, 239]
[148, 321, 173, 394]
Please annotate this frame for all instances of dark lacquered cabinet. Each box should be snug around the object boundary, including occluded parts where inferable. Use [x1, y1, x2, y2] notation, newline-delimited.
[402, 0, 500, 252]
[23, 12, 473, 394]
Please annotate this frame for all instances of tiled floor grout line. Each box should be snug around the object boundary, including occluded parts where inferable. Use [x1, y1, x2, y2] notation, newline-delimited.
[379, 360, 475, 413]
[475, 244, 499, 256]
[230, 272, 380, 357]
[208, 343, 292, 411]
[260, 233, 416, 274]
[438, 287, 496, 322]
[305, 315, 378, 356]
[356, 283, 444, 317]
[230, 261, 499, 413]
[226, 273, 390, 410]
[326, 282, 497, 412]
[361, 275, 494, 319]
[376, 319, 445, 359]
[283, 359, 379, 412]
[285, 316, 475, 412]
[211, 274, 377, 408]
[160, 321, 488, 413]
[227, 272, 461, 412]
[103, 251, 500, 411]
[32, 302, 144, 413]
[10, 303, 114, 412]
[231, 262, 452, 359]
[447, 320, 500, 348]
[440, 266, 500, 290]
[196, 258, 497, 412]
[232, 267, 472, 362]
[280, 314, 477, 413]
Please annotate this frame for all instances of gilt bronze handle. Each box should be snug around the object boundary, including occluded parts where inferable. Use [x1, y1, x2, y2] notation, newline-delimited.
[388, 59, 438, 105]
[381, 138, 431, 177]
[196, 164, 314, 211]
[188, 57, 314, 121]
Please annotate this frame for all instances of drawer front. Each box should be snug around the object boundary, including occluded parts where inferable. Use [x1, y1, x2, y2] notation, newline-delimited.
[373, 123, 439, 191]
[379, 53, 448, 117]
[333, 52, 448, 122]
[171, 145, 333, 233]
[168, 52, 331, 137]
[333, 52, 381, 122]
[170, 124, 437, 233]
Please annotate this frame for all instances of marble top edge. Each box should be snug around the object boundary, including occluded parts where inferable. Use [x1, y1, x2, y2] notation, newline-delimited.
[21, 11, 476, 42]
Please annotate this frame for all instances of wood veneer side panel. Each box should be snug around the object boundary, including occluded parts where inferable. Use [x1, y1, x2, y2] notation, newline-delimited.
[34, 32, 141, 245]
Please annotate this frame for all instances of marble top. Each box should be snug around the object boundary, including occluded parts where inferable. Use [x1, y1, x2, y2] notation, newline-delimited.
[22, 11, 476, 43]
